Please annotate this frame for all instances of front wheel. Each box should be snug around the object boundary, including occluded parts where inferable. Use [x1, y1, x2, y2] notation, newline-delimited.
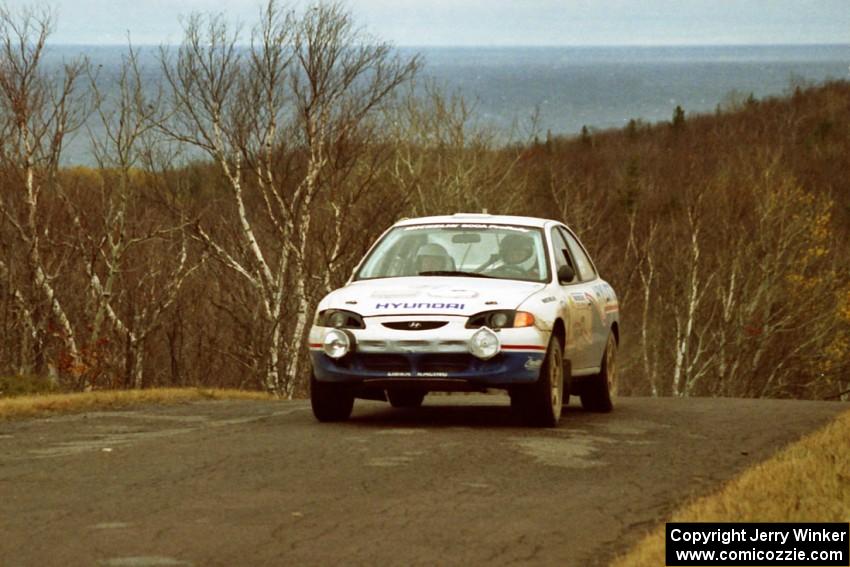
[580, 333, 617, 413]
[513, 337, 564, 427]
[310, 373, 354, 422]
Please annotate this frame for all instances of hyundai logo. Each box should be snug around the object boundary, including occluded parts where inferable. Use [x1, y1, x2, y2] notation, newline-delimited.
[407, 321, 422, 329]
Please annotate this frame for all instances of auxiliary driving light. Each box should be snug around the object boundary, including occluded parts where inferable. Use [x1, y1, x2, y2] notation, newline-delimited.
[323, 329, 351, 359]
[469, 327, 500, 360]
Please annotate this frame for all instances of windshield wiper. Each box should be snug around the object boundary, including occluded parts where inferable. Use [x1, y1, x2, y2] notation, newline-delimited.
[418, 270, 494, 278]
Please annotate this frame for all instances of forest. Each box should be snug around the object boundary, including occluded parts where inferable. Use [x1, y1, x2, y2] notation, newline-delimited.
[1, 2, 848, 400]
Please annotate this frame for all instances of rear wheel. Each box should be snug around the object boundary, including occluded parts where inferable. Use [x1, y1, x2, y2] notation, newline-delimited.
[310, 373, 354, 422]
[580, 333, 617, 413]
[514, 337, 563, 427]
[386, 390, 425, 408]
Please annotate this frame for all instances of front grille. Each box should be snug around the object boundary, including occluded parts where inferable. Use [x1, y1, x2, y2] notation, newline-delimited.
[349, 352, 498, 375]
[359, 354, 410, 373]
[419, 353, 474, 373]
[381, 321, 448, 331]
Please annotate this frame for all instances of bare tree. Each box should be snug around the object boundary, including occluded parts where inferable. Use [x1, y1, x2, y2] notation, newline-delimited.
[158, 1, 418, 395]
[0, 5, 88, 383]
[386, 81, 524, 216]
[282, 2, 419, 388]
[669, 202, 716, 396]
[58, 44, 203, 389]
[622, 150, 849, 399]
[626, 211, 659, 396]
[706, 156, 845, 398]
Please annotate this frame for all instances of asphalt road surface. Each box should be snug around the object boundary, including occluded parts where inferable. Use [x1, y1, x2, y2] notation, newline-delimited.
[0, 395, 845, 567]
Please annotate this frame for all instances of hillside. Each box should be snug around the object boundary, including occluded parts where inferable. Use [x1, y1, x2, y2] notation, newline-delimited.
[0, 3, 847, 399]
[511, 81, 850, 398]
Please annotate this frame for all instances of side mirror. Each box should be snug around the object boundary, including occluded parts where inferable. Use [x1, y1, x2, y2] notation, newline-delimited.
[557, 264, 576, 284]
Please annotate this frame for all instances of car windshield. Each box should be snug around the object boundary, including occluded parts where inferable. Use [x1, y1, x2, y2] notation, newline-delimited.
[355, 223, 550, 283]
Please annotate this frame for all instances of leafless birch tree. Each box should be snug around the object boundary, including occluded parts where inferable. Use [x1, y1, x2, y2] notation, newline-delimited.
[159, 1, 418, 395]
[0, 6, 88, 383]
[60, 45, 203, 388]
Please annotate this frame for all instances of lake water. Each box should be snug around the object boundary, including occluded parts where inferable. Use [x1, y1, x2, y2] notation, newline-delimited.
[42, 44, 850, 163]
[409, 45, 850, 135]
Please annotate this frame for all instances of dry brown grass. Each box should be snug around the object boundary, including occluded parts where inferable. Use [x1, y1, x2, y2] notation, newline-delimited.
[612, 408, 850, 566]
[0, 388, 274, 421]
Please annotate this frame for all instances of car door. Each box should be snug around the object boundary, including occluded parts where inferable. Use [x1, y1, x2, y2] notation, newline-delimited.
[559, 227, 609, 369]
[550, 226, 597, 371]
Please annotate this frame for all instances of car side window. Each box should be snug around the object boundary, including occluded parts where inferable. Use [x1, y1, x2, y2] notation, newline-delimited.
[550, 227, 575, 273]
[559, 228, 596, 282]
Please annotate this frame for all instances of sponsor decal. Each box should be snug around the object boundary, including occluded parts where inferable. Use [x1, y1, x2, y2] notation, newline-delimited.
[375, 302, 465, 310]
[524, 357, 543, 370]
[427, 287, 477, 299]
[593, 282, 616, 303]
[541, 296, 556, 303]
[592, 283, 608, 298]
[570, 292, 591, 305]
[372, 290, 419, 298]
[386, 371, 449, 377]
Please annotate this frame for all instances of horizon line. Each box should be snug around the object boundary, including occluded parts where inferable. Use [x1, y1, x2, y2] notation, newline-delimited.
[44, 41, 850, 49]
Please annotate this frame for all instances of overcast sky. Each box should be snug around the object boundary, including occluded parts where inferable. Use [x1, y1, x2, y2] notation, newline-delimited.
[6, 0, 850, 46]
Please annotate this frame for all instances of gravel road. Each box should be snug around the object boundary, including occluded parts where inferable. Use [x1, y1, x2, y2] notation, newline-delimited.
[0, 395, 844, 566]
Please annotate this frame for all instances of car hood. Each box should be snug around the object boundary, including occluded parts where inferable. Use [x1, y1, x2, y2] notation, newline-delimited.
[319, 277, 546, 317]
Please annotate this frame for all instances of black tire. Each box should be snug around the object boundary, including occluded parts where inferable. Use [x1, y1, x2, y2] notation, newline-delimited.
[580, 333, 617, 413]
[514, 337, 564, 427]
[310, 373, 354, 422]
[386, 390, 425, 408]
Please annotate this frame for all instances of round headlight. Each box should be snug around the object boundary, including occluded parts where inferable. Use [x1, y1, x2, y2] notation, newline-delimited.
[328, 311, 348, 328]
[323, 329, 350, 359]
[490, 312, 510, 329]
[469, 327, 500, 360]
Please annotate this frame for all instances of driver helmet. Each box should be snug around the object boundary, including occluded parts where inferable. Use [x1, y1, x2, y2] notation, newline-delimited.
[499, 233, 534, 265]
[415, 242, 452, 272]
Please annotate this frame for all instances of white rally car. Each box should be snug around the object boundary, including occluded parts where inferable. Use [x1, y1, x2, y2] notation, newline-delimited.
[309, 214, 619, 427]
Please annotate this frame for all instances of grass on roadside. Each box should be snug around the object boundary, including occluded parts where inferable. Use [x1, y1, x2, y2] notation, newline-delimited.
[612, 408, 850, 566]
[0, 388, 275, 421]
[0, 374, 61, 397]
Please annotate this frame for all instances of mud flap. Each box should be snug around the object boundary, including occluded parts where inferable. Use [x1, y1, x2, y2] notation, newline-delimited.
[563, 359, 575, 402]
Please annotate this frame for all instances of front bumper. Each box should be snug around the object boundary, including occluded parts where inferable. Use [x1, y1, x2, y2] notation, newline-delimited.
[309, 315, 548, 387]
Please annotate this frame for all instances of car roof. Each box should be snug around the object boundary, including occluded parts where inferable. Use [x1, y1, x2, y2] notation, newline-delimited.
[392, 213, 559, 229]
